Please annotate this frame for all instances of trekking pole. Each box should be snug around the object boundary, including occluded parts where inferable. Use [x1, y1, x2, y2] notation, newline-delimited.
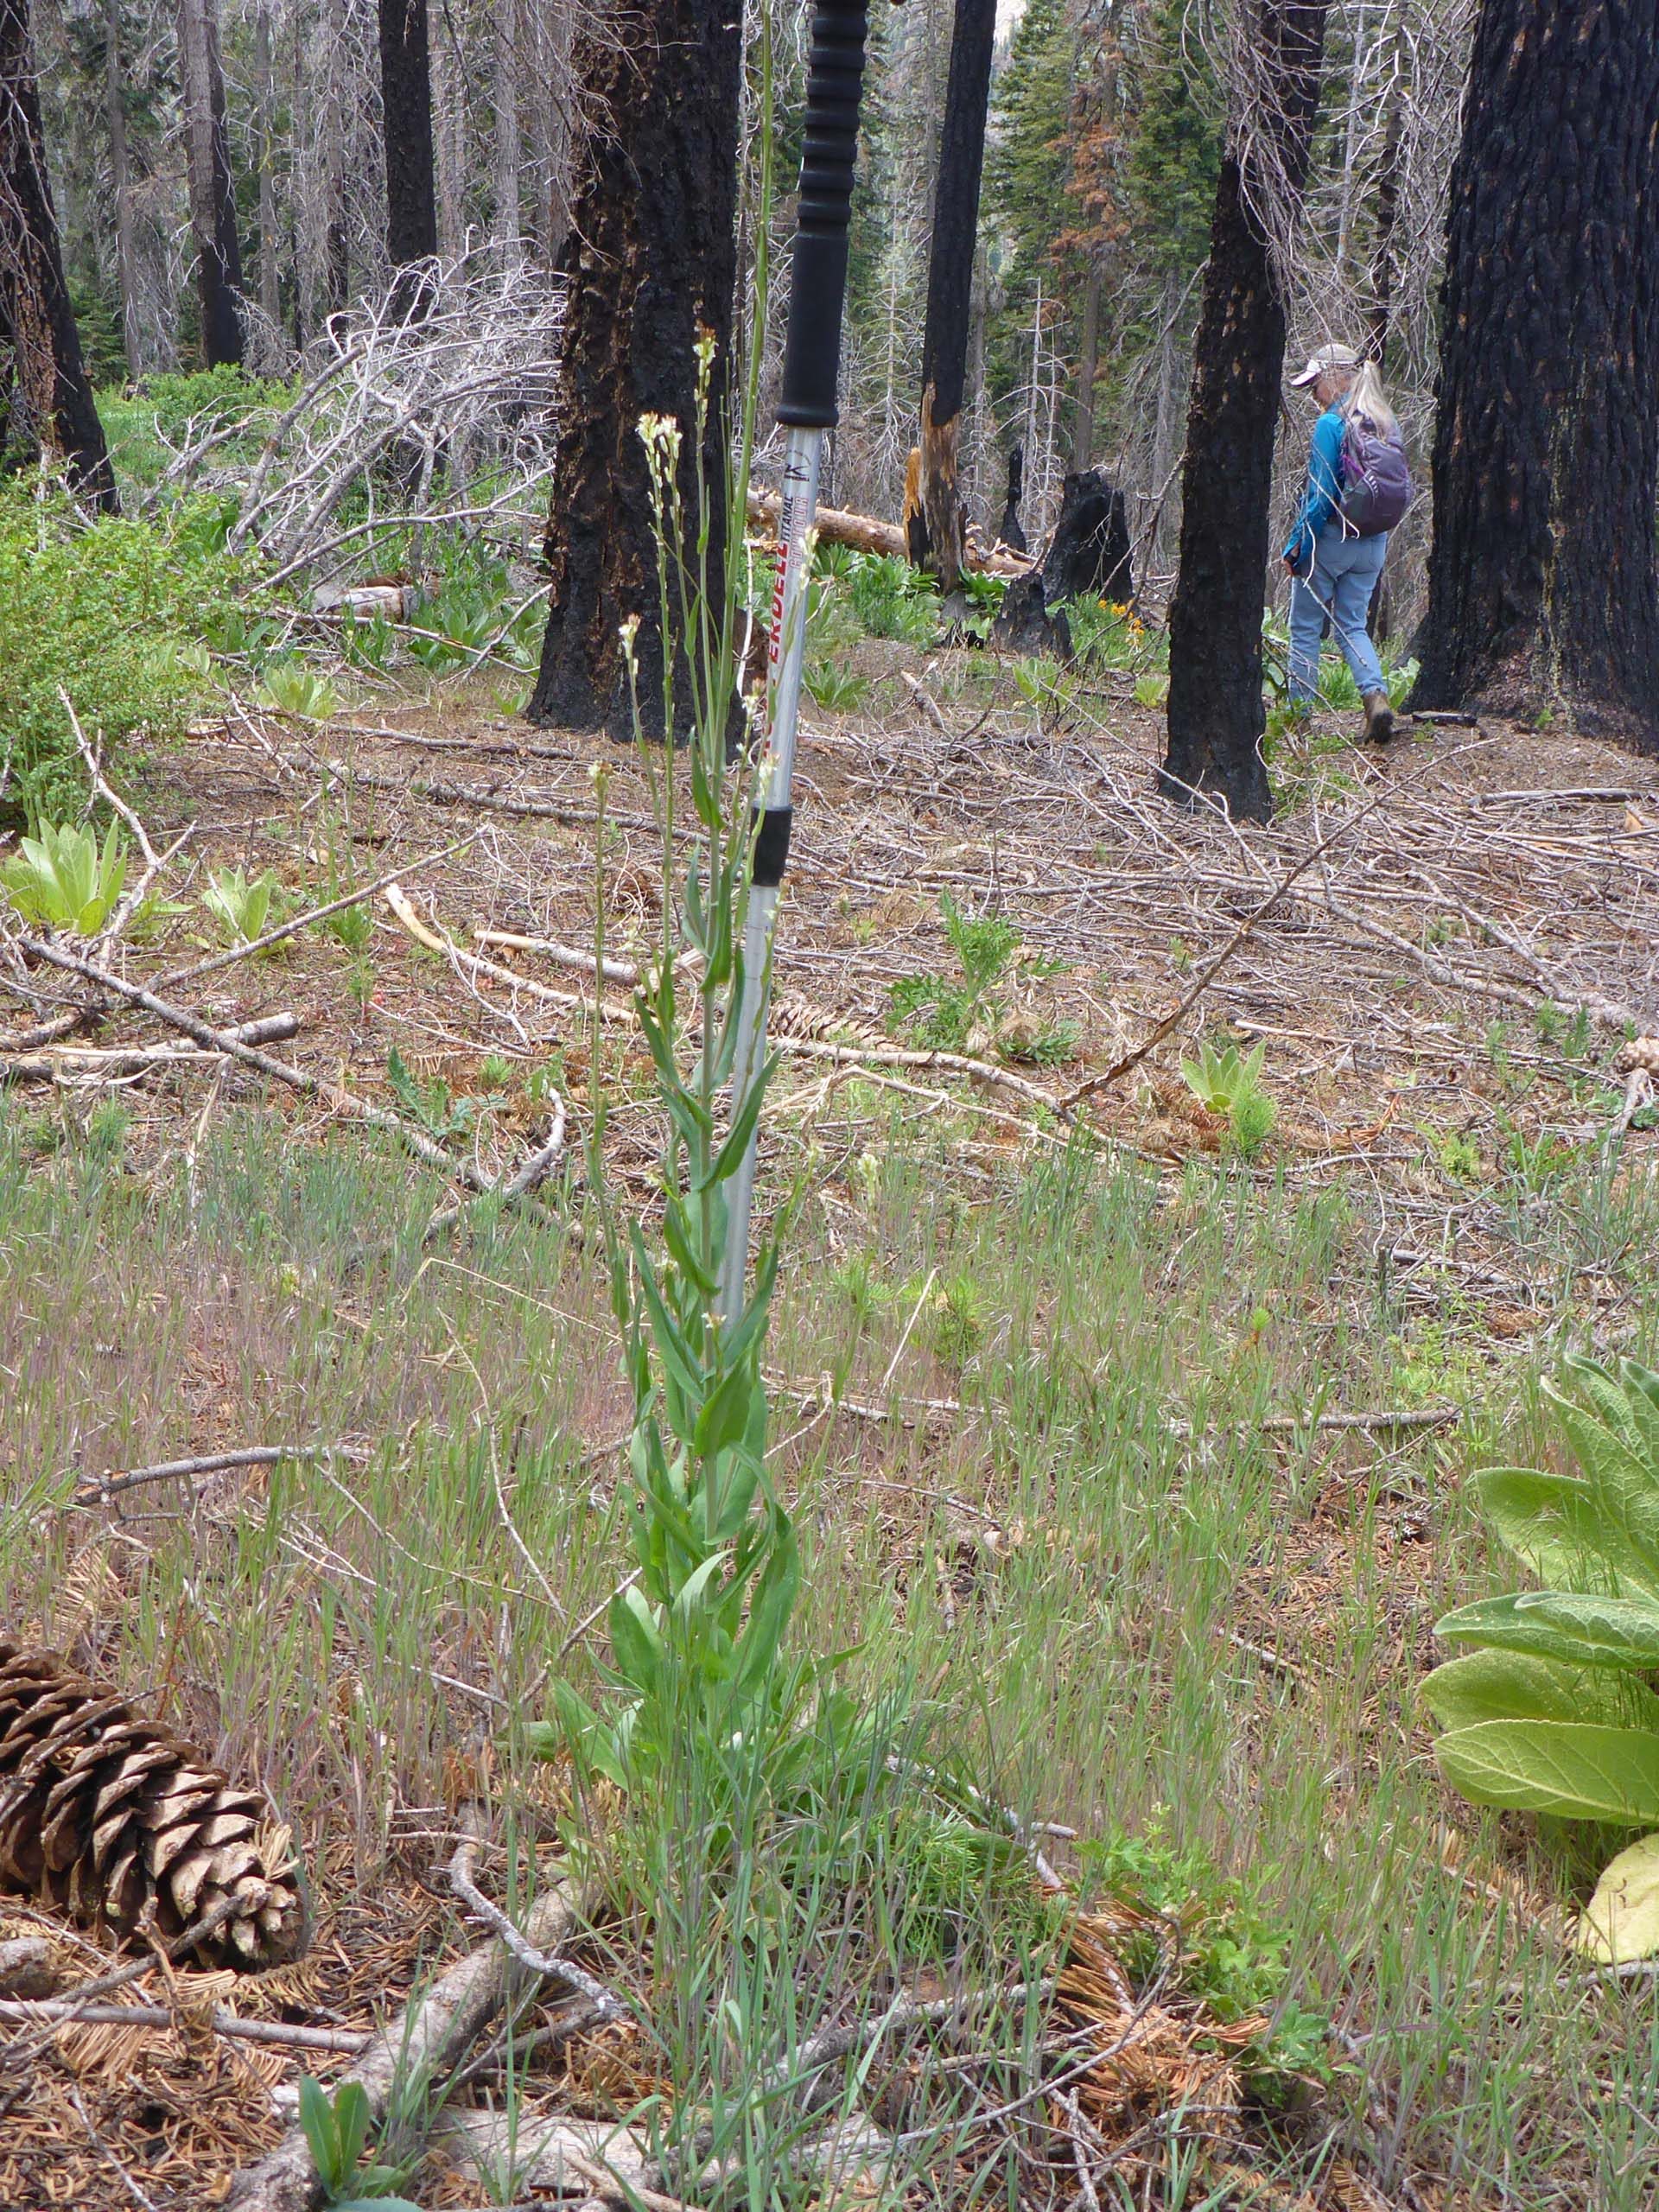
[718, 0, 873, 1324]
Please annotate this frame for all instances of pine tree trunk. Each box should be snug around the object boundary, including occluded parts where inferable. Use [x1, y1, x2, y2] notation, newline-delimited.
[1410, 0, 1659, 749]
[254, 1, 282, 329]
[434, 16, 463, 259]
[1149, 268, 1180, 569]
[177, 0, 245, 366]
[0, 0, 118, 507]
[493, 0, 519, 251]
[319, 0, 349, 315]
[1160, 0, 1330, 823]
[1365, 95, 1400, 360]
[1071, 259, 1101, 473]
[527, 0, 741, 739]
[378, 0, 438, 315]
[534, 3, 573, 264]
[917, 0, 995, 594]
[104, 0, 142, 376]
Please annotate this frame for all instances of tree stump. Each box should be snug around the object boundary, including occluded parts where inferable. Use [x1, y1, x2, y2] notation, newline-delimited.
[1040, 470, 1133, 607]
[990, 572, 1071, 660]
[996, 444, 1027, 555]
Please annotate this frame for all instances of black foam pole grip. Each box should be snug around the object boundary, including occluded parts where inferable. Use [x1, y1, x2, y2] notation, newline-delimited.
[778, 2, 872, 429]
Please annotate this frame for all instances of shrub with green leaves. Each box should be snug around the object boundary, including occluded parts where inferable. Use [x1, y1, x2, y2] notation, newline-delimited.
[1, 821, 127, 935]
[1424, 1356, 1659, 1959]
[0, 484, 251, 823]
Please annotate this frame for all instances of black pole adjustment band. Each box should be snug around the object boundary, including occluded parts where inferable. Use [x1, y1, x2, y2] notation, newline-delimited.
[750, 807, 793, 890]
[779, 2, 872, 429]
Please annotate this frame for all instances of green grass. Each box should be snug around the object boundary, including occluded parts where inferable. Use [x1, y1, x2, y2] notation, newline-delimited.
[3, 1097, 1656, 2203]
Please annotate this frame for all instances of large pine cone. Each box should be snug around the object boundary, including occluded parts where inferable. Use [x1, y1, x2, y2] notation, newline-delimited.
[0, 1643, 306, 1970]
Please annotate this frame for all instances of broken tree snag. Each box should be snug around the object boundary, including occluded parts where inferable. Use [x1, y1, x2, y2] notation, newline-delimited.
[917, 0, 996, 595]
[1409, 0, 1659, 751]
[1160, 0, 1332, 825]
[378, 0, 439, 321]
[1040, 470, 1133, 607]
[0, 0, 118, 511]
[990, 571, 1071, 660]
[176, 0, 245, 369]
[997, 443, 1027, 555]
[528, 0, 741, 741]
[903, 444, 927, 566]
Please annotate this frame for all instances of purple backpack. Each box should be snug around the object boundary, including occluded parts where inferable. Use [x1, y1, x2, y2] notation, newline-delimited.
[1338, 412, 1411, 534]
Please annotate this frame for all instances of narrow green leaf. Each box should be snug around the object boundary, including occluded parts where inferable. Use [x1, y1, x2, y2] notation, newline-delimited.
[694, 1360, 753, 1461]
[1436, 1719, 1659, 1823]
[699, 1050, 780, 1192]
[734, 1516, 800, 1695]
[610, 1586, 664, 1696]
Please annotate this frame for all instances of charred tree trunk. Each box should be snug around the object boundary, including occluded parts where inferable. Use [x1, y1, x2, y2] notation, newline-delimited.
[1160, 0, 1330, 823]
[0, 0, 118, 507]
[997, 442, 1027, 555]
[1410, 0, 1659, 749]
[104, 0, 142, 376]
[319, 0, 349, 316]
[378, 0, 438, 316]
[1071, 261, 1102, 474]
[916, 0, 995, 594]
[177, 0, 244, 366]
[1363, 95, 1402, 643]
[1043, 470, 1132, 605]
[253, 1, 282, 329]
[528, 1, 741, 739]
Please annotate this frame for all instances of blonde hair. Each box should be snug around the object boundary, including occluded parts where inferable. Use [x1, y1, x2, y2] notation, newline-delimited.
[1338, 359, 1397, 437]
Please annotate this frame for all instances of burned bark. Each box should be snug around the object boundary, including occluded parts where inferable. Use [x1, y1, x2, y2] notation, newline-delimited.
[0, 0, 118, 508]
[1409, 0, 1659, 750]
[177, 0, 244, 366]
[997, 443, 1027, 556]
[378, 0, 439, 318]
[528, 1, 740, 740]
[1160, 0, 1331, 823]
[1041, 469, 1133, 606]
[916, 0, 995, 594]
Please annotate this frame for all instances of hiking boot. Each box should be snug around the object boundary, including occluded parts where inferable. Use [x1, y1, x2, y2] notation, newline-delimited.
[1363, 690, 1395, 744]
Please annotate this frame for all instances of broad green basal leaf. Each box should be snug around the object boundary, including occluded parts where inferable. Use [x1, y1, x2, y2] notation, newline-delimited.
[1577, 1831, 1659, 1963]
[1434, 1588, 1659, 1671]
[1422, 1649, 1659, 1735]
[1475, 1468, 1643, 1596]
[1435, 1719, 1659, 1824]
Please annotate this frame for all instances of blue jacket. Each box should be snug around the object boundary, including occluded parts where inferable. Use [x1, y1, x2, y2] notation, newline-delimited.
[1284, 405, 1346, 572]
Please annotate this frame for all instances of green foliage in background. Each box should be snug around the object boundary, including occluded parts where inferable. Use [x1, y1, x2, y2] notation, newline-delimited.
[0, 483, 252, 824]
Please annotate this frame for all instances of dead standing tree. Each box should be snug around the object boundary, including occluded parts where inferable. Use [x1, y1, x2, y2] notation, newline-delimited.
[528, 3, 740, 738]
[1409, 0, 1659, 751]
[912, 0, 995, 596]
[177, 0, 244, 365]
[0, 0, 118, 507]
[378, 0, 439, 318]
[1160, 0, 1331, 823]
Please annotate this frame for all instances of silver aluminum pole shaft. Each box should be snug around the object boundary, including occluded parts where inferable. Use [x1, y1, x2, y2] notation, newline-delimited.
[718, 423, 823, 1323]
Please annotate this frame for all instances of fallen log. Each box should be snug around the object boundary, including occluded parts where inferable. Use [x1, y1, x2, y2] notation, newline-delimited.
[746, 486, 1030, 579]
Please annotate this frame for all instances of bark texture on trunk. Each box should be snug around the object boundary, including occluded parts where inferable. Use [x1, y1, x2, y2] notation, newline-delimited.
[0, 0, 118, 507]
[1410, 0, 1659, 750]
[917, 0, 995, 593]
[1160, 0, 1331, 823]
[104, 0, 142, 375]
[177, 0, 245, 366]
[254, 3, 282, 328]
[493, 0, 519, 249]
[378, 0, 438, 315]
[528, 1, 741, 739]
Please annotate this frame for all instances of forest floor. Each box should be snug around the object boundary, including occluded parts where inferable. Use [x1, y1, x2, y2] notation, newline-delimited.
[3, 639, 1659, 2210]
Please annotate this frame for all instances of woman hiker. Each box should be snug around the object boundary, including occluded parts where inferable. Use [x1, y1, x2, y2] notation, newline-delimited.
[1281, 342, 1410, 744]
